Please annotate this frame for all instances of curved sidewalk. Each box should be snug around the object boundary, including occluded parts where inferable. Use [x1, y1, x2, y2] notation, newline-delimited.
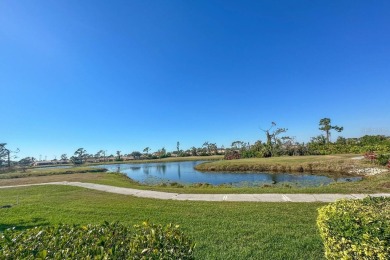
[1, 181, 390, 202]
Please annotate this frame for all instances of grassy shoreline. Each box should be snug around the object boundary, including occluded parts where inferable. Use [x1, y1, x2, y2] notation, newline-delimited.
[1, 155, 222, 179]
[1, 154, 388, 194]
[194, 154, 379, 175]
[0, 169, 389, 194]
[0, 167, 107, 179]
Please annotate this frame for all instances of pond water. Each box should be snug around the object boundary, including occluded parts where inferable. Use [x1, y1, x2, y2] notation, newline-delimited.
[95, 161, 362, 187]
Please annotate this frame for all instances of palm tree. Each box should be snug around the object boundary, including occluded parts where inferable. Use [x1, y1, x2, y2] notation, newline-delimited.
[143, 147, 150, 155]
[319, 118, 343, 143]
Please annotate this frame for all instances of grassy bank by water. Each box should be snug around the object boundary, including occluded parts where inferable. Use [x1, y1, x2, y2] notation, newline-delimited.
[194, 154, 371, 174]
[94, 171, 390, 194]
[1, 154, 388, 194]
[0, 169, 389, 194]
[0, 156, 222, 179]
[0, 185, 325, 259]
[0, 167, 107, 179]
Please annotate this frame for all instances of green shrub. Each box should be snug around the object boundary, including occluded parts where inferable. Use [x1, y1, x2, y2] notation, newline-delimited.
[0, 221, 195, 259]
[317, 197, 390, 260]
[376, 154, 390, 166]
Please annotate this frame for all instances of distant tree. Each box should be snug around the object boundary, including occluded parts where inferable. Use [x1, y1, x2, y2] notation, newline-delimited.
[271, 128, 288, 144]
[19, 157, 36, 172]
[279, 136, 305, 156]
[116, 151, 122, 161]
[177, 142, 180, 154]
[0, 143, 19, 169]
[131, 151, 142, 160]
[310, 135, 327, 145]
[98, 150, 106, 161]
[60, 154, 68, 161]
[143, 147, 150, 155]
[190, 146, 197, 156]
[155, 147, 167, 158]
[261, 122, 276, 145]
[75, 148, 87, 157]
[346, 138, 359, 145]
[360, 135, 387, 146]
[231, 141, 245, 150]
[197, 147, 205, 155]
[209, 143, 218, 154]
[319, 118, 343, 143]
[280, 136, 294, 146]
[202, 141, 210, 154]
[260, 122, 287, 146]
[94, 152, 100, 159]
[0, 143, 9, 168]
[71, 148, 87, 164]
[336, 136, 347, 145]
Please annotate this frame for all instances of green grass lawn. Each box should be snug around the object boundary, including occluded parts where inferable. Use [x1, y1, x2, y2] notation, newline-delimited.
[0, 185, 325, 259]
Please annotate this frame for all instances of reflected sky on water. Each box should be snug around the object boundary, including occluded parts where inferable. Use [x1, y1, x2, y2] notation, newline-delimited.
[95, 161, 361, 187]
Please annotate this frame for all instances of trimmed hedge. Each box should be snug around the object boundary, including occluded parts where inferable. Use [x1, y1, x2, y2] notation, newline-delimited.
[0, 221, 195, 259]
[317, 197, 390, 260]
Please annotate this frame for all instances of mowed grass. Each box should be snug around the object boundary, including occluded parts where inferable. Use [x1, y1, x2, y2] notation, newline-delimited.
[0, 185, 325, 259]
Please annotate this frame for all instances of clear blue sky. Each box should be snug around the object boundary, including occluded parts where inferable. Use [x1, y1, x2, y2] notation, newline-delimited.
[1, 0, 389, 159]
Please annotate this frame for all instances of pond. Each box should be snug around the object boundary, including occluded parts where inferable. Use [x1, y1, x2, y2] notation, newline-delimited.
[95, 161, 362, 187]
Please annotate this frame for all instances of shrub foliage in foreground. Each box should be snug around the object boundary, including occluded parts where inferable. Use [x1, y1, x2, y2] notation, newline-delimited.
[0, 221, 195, 259]
[317, 197, 390, 260]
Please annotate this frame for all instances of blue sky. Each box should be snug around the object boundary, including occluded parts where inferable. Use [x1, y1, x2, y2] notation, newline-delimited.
[1, 0, 389, 159]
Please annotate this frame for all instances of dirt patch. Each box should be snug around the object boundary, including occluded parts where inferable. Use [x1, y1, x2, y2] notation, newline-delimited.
[348, 167, 388, 176]
[380, 182, 390, 189]
[0, 173, 106, 186]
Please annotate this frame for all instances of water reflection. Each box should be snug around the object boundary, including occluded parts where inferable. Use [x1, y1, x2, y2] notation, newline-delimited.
[143, 165, 150, 175]
[156, 164, 166, 174]
[95, 161, 362, 187]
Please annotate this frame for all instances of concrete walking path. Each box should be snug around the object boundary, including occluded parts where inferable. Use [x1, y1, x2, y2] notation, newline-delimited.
[1, 181, 390, 202]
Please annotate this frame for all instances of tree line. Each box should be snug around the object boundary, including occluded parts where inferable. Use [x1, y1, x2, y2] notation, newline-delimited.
[1, 117, 389, 170]
[224, 118, 390, 162]
[0, 140, 225, 169]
